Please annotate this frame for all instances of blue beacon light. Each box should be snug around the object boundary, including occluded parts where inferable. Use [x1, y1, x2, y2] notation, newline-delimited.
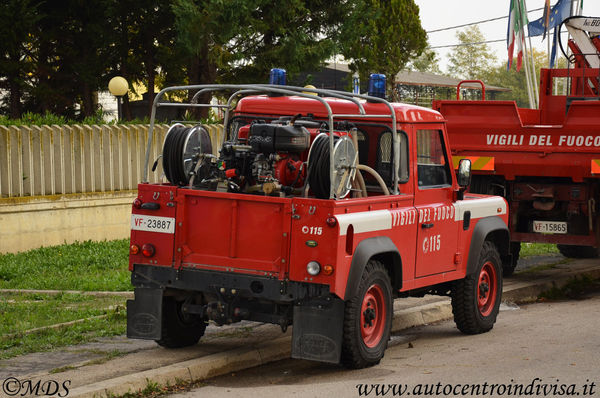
[368, 73, 386, 99]
[269, 68, 287, 85]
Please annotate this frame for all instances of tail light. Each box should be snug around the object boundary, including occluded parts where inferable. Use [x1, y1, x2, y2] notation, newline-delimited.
[142, 243, 155, 257]
[130, 244, 140, 255]
[133, 198, 142, 209]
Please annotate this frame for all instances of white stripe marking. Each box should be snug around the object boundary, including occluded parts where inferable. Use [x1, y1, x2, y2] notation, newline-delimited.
[453, 196, 507, 221]
[336, 210, 392, 236]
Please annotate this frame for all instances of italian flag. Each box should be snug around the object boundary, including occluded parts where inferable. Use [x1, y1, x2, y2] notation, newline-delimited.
[507, 0, 528, 71]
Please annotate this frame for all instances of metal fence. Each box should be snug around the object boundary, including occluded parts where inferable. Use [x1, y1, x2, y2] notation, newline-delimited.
[0, 124, 224, 198]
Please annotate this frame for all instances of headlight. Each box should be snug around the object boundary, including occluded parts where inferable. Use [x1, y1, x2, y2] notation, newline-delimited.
[306, 261, 321, 276]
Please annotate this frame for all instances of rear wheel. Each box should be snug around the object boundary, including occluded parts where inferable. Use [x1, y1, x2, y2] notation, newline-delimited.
[341, 260, 393, 369]
[452, 241, 502, 334]
[156, 297, 206, 348]
[557, 244, 600, 259]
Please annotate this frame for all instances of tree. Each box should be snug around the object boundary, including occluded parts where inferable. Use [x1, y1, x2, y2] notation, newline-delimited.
[27, 0, 115, 118]
[0, 0, 40, 118]
[171, 0, 347, 116]
[107, 0, 178, 118]
[483, 48, 566, 107]
[172, 0, 346, 83]
[408, 47, 442, 74]
[447, 25, 497, 80]
[339, 0, 427, 95]
[224, 0, 347, 84]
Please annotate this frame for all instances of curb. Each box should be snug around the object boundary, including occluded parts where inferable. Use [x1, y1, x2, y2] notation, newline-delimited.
[503, 267, 600, 303]
[68, 264, 600, 397]
[69, 337, 292, 398]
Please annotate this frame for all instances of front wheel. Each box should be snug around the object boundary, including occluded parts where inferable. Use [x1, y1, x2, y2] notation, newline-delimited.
[341, 260, 393, 369]
[452, 241, 502, 334]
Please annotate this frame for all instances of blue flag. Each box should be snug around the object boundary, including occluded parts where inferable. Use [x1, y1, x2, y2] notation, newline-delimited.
[528, 0, 571, 37]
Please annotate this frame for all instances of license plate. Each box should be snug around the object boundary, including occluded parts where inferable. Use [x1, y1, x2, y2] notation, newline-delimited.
[131, 214, 175, 234]
[533, 220, 567, 234]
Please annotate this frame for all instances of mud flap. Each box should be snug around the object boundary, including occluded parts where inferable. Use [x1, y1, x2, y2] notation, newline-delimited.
[127, 288, 163, 340]
[291, 297, 345, 364]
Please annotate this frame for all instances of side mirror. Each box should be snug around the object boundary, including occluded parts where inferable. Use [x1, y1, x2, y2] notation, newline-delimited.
[457, 158, 472, 188]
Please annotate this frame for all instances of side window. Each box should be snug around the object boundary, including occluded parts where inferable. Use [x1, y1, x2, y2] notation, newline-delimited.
[376, 130, 409, 187]
[416, 129, 451, 188]
[355, 129, 369, 166]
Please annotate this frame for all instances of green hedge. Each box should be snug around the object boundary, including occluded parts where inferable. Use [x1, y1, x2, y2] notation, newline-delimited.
[0, 111, 150, 126]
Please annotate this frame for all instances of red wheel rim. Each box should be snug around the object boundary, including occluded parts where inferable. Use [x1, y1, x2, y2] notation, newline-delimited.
[360, 283, 386, 348]
[477, 261, 497, 317]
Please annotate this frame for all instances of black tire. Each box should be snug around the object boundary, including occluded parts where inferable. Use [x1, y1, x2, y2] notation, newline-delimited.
[341, 260, 393, 369]
[156, 297, 206, 348]
[557, 244, 600, 259]
[452, 241, 503, 335]
[502, 242, 521, 277]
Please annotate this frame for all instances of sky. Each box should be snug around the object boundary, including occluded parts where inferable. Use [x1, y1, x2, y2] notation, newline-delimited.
[414, 0, 600, 73]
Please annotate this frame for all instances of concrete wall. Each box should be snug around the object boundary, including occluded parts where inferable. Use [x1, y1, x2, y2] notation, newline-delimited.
[0, 124, 224, 253]
[0, 192, 136, 253]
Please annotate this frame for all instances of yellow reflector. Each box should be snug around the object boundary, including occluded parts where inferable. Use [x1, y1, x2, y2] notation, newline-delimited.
[452, 156, 494, 171]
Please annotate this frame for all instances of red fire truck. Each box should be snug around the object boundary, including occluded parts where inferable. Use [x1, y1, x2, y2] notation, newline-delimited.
[127, 73, 509, 368]
[434, 16, 600, 276]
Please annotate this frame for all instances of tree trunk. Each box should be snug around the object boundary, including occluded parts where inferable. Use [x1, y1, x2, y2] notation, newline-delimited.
[146, 59, 156, 120]
[8, 79, 22, 119]
[187, 41, 217, 120]
[81, 82, 95, 118]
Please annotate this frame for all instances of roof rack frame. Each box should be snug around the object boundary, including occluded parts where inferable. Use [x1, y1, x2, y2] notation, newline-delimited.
[144, 84, 399, 198]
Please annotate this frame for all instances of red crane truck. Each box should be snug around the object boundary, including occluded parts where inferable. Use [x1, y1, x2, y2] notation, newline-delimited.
[434, 16, 600, 276]
[127, 74, 509, 368]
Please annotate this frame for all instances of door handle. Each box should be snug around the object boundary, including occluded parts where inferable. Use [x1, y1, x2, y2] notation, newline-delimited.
[421, 223, 434, 229]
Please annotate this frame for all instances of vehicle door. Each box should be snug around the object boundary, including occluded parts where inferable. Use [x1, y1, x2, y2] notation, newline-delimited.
[413, 127, 459, 278]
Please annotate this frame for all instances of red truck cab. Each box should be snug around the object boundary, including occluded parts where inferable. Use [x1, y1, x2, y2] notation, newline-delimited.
[127, 78, 509, 368]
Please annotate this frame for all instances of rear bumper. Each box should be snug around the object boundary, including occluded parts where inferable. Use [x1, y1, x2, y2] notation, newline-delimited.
[128, 265, 345, 363]
[130, 264, 331, 303]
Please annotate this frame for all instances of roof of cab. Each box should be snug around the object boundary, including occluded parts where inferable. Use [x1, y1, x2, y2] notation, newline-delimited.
[235, 95, 444, 124]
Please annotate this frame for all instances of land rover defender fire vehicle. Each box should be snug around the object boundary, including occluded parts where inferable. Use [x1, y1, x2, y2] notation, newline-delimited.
[127, 73, 510, 368]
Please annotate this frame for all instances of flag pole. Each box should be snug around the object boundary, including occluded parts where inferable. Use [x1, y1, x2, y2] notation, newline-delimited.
[548, 31, 552, 68]
[517, 0, 536, 108]
[523, 1, 539, 107]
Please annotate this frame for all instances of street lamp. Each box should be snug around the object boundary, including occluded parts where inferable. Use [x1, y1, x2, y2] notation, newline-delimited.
[108, 76, 129, 121]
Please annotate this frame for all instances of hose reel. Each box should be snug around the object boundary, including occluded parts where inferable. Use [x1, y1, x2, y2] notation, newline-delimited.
[307, 133, 357, 199]
[162, 124, 212, 186]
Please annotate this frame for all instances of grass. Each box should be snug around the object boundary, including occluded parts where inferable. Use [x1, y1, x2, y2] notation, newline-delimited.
[520, 243, 560, 258]
[0, 292, 125, 336]
[0, 292, 127, 359]
[0, 239, 131, 360]
[0, 239, 131, 291]
[108, 379, 197, 398]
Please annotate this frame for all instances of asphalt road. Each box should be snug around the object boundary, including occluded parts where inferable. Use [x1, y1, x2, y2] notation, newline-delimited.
[179, 292, 600, 398]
